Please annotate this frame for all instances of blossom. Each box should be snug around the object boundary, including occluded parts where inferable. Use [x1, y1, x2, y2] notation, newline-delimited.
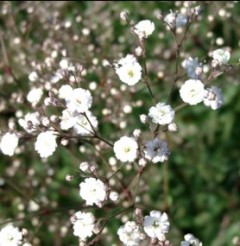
[71, 211, 95, 241]
[58, 85, 73, 99]
[60, 109, 77, 130]
[148, 103, 175, 125]
[73, 111, 98, 135]
[143, 211, 170, 241]
[203, 86, 224, 110]
[179, 79, 205, 105]
[164, 12, 188, 28]
[181, 233, 202, 246]
[117, 221, 143, 246]
[0, 225, 22, 246]
[212, 49, 230, 64]
[0, 133, 19, 156]
[115, 54, 142, 86]
[35, 131, 57, 158]
[182, 57, 202, 79]
[113, 136, 138, 162]
[144, 138, 169, 163]
[79, 177, 107, 206]
[133, 20, 155, 39]
[27, 88, 43, 106]
[18, 112, 40, 133]
[65, 88, 92, 113]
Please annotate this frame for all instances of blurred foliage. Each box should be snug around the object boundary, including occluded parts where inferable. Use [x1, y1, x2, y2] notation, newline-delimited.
[0, 1, 240, 245]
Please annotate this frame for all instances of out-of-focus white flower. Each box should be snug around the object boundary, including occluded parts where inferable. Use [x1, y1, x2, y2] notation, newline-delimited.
[18, 112, 40, 133]
[59, 59, 75, 72]
[180, 79, 205, 105]
[79, 162, 89, 172]
[113, 136, 138, 163]
[0, 133, 19, 156]
[143, 211, 170, 241]
[0, 225, 23, 246]
[60, 109, 77, 130]
[120, 11, 129, 22]
[133, 20, 155, 39]
[182, 57, 202, 79]
[115, 54, 142, 86]
[168, 122, 177, 132]
[181, 233, 203, 246]
[28, 71, 38, 82]
[144, 138, 169, 163]
[140, 114, 148, 123]
[27, 88, 43, 106]
[71, 211, 95, 241]
[203, 86, 224, 110]
[79, 177, 107, 206]
[212, 49, 230, 65]
[73, 111, 98, 135]
[148, 103, 175, 125]
[58, 85, 73, 99]
[176, 13, 188, 27]
[65, 88, 92, 113]
[164, 12, 188, 28]
[35, 131, 57, 158]
[117, 221, 143, 246]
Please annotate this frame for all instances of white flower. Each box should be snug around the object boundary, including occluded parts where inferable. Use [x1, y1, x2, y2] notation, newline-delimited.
[59, 59, 75, 72]
[182, 57, 202, 79]
[35, 131, 57, 158]
[117, 221, 142, 246]
[60, 109, 77, 130]
[65, 88, 92, 113]
[79, 177, 107, 206]
[164, 12, 187, 28]
[144, 138, 169, 163]
[58, 85, 73, 99]
[133, 20, 155, 39]
[0, 225, 22, 246]
[28, 71, 38, 82]
[71, 211, 95, 241]
[73, 111, 98, 135]
[143, 211, 170, 241]
[27, 88, 43, 106]
[180, 79, 205, 105]
[0, 133, 19, 156]
[113, 136, 138, 163]
[212, 49, 230, 64]
[148, 103, 175, 125]
[18, 112, 40, 133]
[176, 13, 188, 27]
[115, 54, 142, 86]
[203, 86, 224, 110]
[181, 233, 202, 246]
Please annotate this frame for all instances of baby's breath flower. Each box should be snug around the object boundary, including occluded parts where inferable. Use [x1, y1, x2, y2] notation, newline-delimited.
[0, 133, 19, 156]
[203, 86, 224, 110]
[143, 211, 170, 241]
[71, 211, 95, 241]
[35, 131, 57, 158]
[115, 54, 142, 86]
[133, 19, 155, 39]
[180, 79, 205, 105]
[79, 178, 107, 206]
[117, 221, 143, 246]
[144, 138, 169, 163]
[148, 103, 175, 125]
[212, 49, 230, 64]
[65, 88, 93, 113]
[113, 136, 138, 163]
[0, 225, 23, 246]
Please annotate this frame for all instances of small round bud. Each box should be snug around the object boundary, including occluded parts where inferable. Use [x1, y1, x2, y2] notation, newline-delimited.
[168, 123, 177, 132]
[139, 158, 147, 167]
[135, 46, 143, 57]
[120, 12, 129, 22]
[65, 175, 74, 181]
[140, 114, 148, 123]
[133, 129, 141, 138]
[79, 162, 89, 172]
